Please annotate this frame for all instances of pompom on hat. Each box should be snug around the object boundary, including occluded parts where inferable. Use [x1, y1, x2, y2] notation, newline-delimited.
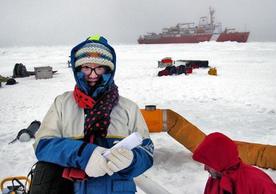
[73, 35, 115, 71]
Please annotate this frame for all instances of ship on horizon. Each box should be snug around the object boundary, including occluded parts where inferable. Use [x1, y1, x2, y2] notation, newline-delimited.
[138, 7, 250, 44]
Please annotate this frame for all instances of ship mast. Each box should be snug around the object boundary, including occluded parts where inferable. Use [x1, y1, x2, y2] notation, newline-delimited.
[209, 7, 215, 32]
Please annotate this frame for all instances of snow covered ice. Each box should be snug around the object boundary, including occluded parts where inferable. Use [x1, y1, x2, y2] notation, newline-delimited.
[1, 42, 276, 193]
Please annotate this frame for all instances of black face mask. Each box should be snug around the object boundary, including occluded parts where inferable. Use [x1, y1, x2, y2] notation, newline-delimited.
[88, 77, 104, 96]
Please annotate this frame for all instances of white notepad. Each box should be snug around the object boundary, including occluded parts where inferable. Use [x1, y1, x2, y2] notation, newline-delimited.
[103, 132, 143, 158]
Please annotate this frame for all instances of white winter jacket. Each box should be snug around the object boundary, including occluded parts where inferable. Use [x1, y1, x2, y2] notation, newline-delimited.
[34, 91, 150, 147]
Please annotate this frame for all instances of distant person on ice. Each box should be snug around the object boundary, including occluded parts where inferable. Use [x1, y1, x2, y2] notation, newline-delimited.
[193, 132, 276, 194]
[34, 35, 154, 194]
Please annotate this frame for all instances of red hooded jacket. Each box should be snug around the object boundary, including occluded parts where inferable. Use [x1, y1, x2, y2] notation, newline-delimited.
[193, 132, 276, 194]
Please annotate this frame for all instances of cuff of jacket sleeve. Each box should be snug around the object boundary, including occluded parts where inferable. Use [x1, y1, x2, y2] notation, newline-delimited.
[78, 143, 97, 170]
[117, 151, 138, 176]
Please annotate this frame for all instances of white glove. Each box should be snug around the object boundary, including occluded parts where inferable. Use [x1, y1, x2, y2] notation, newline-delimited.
[85, 146, 113, 177]
[106, 148, 134, 172]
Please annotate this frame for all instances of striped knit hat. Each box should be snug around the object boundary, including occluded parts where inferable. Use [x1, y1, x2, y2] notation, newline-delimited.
[70, 35, 116, 96]
[74, 41, 114, 71]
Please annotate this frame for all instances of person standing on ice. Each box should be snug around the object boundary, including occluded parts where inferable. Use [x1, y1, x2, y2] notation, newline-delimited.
[193, 132, 276, 194]
[34, 35, 154, 194]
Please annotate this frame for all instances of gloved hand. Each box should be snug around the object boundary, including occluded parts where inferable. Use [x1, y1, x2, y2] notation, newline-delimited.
[85, 146, 113, 177]
[106, 148, 134, 172]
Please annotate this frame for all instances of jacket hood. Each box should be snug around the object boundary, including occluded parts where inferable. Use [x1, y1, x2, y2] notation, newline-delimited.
[70, 35, 116, 98]
[193, 132, 240, 172]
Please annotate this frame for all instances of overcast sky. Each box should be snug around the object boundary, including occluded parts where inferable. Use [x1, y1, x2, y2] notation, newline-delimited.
[0, 0, 276, 46]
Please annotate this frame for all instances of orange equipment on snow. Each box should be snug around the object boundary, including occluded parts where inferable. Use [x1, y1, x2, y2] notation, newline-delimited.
[141, 107, 276, 170]
[208, 67, 217, 76]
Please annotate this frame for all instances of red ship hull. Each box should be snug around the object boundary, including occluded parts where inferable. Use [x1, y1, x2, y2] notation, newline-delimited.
[138, 34, 212, 44]
[138, 32, 250, 44]
[217, 32, 250, 42]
